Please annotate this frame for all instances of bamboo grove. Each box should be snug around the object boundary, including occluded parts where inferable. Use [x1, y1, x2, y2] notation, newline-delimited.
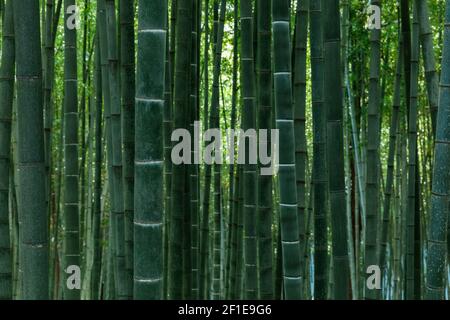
[0, 0, 449, 300]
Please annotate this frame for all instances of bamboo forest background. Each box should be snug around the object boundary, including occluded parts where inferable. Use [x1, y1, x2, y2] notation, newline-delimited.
[0, 0, 449, 300]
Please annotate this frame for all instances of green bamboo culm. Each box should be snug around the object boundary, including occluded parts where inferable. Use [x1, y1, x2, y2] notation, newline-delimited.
[293, 0, 308, 294]
[91, 37, 103, 300]
[43, 0, 56, 224]
[225, 0, 239, 297]
[364, 0, 382, 301]
[272, 0, 302, 300]
[323, 0, 350, 300]
[400, 0, 411, 114]
[78, 0, 89, 260]
[230, 165, 243, 298]
[226, 0, 240, 299]
[425, 0, 450, 301]
[62, 0, 80, 300]
[96, 0, 115, 299]
[169, 0, 192, 299]
[180, 0, 196, 299]
[198, 0, 216, 300]
[256, 0, 274, 300]
[235, 165, 245, 298]
[0, 0, 14, 300]
[120, 0, 136, 296]
[380, 38, 403, 296]
[45, 0, 62, 298]
[162, 22, 172, 299]
[13, 0, 49, 300]
[240, 0, 258, 300]
[105, 0, 129, 299]
[406, 0, 420, 300]
[341, 0, 357, 298]
[309, 0, 329, 300]
[189, 0, 200, 300]
[417, 0, 439, 136]
[209, 0, 227, 300]
[198, 0, 210, 299]
[134, 0, 168, 300]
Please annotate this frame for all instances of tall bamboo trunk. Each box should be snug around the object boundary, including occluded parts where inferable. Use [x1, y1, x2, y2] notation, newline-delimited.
[272, 0, 302, 299]
[62, 0, 80, 300]
[134, 0, 167, 300]
[256, 0, 274, 300]
[364, 0, 382, 301]
[309, 0, 328, 300]
[380, 37, 403, 297]
[189, 0, 200, 300]
[163, 23, 172, 299]
[13, 0, 49, 300]
[417, 0, 439, 136]
[293, 0, 308, 295]
[225, 0, 239, 298]
[208, 0, 226, 300]
[240, 0, 258, 300]
[406, 0, 420, 300]
[104, 0, 129, 299]
[0, 0, 14, 300]
[169, 0, 193, 299]
[91, 38, 103, 300]
[120, 0, 135, 297]
[97, 0, 115, 299]
[43, 0, 55, 237]
[425, 0, 450, 300]
[324, 0, 350, 299]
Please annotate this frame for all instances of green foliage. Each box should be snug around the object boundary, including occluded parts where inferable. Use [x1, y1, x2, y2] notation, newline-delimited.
[0, 0, 449, 301]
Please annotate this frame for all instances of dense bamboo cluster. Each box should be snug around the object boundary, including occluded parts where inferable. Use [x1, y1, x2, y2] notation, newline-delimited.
[0, 0, 449, 300]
